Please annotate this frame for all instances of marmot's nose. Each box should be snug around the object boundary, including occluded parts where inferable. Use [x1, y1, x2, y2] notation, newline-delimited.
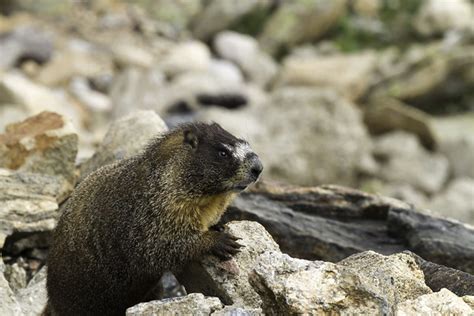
[250, 156, 263, 178]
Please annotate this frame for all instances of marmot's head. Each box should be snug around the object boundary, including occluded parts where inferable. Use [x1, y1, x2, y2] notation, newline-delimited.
[153, 122, 263, 196]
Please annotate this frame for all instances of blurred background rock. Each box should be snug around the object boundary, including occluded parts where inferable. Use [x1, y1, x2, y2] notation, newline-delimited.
[0, 0, 473, 226]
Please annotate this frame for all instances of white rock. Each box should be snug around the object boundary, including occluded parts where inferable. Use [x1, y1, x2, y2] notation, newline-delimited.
[372, 131, 449, 194]
[69, 77, 111, 112]
[277, 52, 377, 101]
[415, 0, 474, 36]
[396, 288, 473, 315]
[428, 178, 474, 225]
[208, 59, 244, 85]
[126, 293, 223, 316]
[214, 31, 277, 87]
[159, 41, 211, 77]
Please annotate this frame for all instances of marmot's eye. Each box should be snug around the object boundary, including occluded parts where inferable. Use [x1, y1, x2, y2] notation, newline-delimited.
[218, 150, 228, 157]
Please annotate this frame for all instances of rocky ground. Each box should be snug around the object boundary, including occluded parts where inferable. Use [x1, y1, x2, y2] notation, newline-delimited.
[0, 0, 474, 315]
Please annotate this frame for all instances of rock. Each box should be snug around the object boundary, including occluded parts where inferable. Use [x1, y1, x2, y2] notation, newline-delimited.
[0, 258, 22, 315]
[159, 41, 211, 78]
[214, 31, 277, 87]
[111, 44, 155, 69]
[207, 59, 244, 86]
[0, 104, 28, 132]
[251, 250, 432, 314]
[192, 0, 271, 40]
[109, 67, 167, 118]
[69, 77, 112, 112]
[464, 296, 474, 310]
[0, 25, 53, 70]
[154, 271, 186, 300]
[4, 262, 27, 292]
[79, 110, 167, 180]
[432, 114, 474, 178]
[259, 0, 346, 55]
[388, 207, 474, 274]
[255, 87, 373, 186]
[0, 111, 78, 187]
[428, 178, 474, 224]
[0, 72, 81, 123]
[415, 0, 474, 37]
[179, 221, 279, 309]
[407, 251, 474, 297]
[211, 306, 262, 316]
[396, 288, 473, 315]
[0, 169, 65, 239]
[36, 43, 114, 86]
[364, 96, 436, 150]
[338, 251, 432, 306]
[372, 131, 449, 194]
[277, 52, 376, 101]
[126, 293, 223, 316]
[16, 267, 47, 316]
[224, 189, 405, 262]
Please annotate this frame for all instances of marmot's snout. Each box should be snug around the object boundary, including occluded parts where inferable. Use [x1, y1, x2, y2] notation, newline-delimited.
[248, 153, 263, 180]
[233, 151, 263, 191]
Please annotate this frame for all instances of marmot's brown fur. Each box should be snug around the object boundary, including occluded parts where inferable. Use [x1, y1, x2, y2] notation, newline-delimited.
[45, 122, 263, 315]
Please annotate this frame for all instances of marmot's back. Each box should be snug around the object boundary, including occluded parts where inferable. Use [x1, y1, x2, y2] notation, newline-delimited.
[45, 122, 263, 315]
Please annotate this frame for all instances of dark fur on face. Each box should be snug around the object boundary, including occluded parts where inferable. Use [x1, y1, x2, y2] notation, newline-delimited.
[146, 122, 263, 196]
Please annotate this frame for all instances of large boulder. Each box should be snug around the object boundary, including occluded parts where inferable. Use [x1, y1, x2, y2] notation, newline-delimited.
[371, 131, 449, 194]
[250, 250, 430, 315]
[126, 293, 223, 316]
[179, 221, 279, 309]
[79, 111, 167, 180]
[414, 0, 474, 37]
[259, 0, 346, 55]
[277, 52, 377, 101]
[214, 31, 277, 87]
[395, 288, 473, 315]
[428, 178, 474, 225]
[0, 111, 78, 188]
[255, 87, 373, 186]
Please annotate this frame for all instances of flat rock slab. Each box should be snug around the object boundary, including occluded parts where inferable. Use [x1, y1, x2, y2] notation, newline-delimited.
[225, 182, 474, 275]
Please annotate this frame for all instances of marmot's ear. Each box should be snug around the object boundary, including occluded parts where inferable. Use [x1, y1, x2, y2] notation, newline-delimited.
[183, 129, 198, 149]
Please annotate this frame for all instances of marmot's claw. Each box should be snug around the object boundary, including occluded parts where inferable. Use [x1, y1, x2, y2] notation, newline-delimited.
[211, 232, 243, 261]
[209, 223, 225, 232]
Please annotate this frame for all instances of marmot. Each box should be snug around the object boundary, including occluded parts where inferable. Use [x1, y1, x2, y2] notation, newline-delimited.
[45, 122, 263, 315]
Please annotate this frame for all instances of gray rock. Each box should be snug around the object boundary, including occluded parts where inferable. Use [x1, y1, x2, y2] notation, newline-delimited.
[364, 96, 436, 150]
[158, 41, 211, 78]
[192, 0, 271, 40]
[388, 207, 474, 274]
[0, 258, 22, 316]
[126, 293, 223, 316]
[277, 52, 376, 101]
[214, 31, 277, 87]
[256, 87, 373, 186]
[179, 221, 279, 309]
[407, 251, 474, 297]
[79, 111, 167, 180]
[395, 288, 473, 315]
[372, 131, 449, 194]
[0, 72, 81, 125]
[69, 77, 111, 112]
[109, 67, 167, 118]
[250, 251, 388, 315]
[0, 25, 53, 70]
[15, 267, 47, 316]
[414, 0, 474, 37]
[4, 263, 27, 293]
[338, 251, 432, 307]
[0, 111, 78, 188]
[432, 114, 474, 178]
[154, 271, 186, 300]
[259, 0, 347, 54]
[0, 169, 64, 240]
[211, 306, 262, 316]
[36, 42, 114, 86]
[428, 178, 474, 225]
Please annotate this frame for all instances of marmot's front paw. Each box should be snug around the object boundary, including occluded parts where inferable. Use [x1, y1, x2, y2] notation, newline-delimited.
[210, 232, 242, 261]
